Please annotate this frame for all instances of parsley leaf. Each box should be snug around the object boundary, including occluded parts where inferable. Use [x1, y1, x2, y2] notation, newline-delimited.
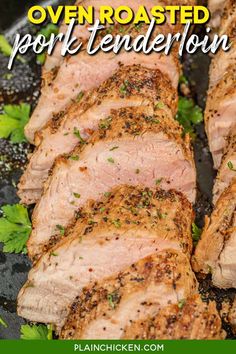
[38, 24, 59, 39]
[36, 24, 59, 65]
[192, 223, 202, 245]
[73, 128, 86, 144]
[0, 316, 8, 328]
[227, 161, 236, 172]
[179, 75, 188, 85]
[176, 97, 203, 137]
[107, 157, 115, 164]
[20, 324, 53, 340]
[0, 34, 25, 63]
[178, 299, 186, 309]
[0, 204, 31, 254]
[0, 103, 31, 143]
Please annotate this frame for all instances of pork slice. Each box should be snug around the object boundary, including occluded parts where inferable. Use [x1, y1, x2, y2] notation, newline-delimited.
[42, 0, 194, 77]
[60, 250, 197, 339]
[43, 0, 164, 81]
[213, 133, 236, 204]
[24, 23, 180, 143]
[205, 67, 236, 169]
[209, 20, 236, 89]
[18, 185, 194, 328]
[208, 0, 235, 31]
[192, 178, 236, 288]
[219, 0, 236, 36]
[122, 294, 225, 339]
[18, 65, 177, 205]
[27, 107, 196, 260]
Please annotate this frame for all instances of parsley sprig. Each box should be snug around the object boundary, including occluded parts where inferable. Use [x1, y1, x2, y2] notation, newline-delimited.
[192, 223, 202, 245]
[36, 24, 59, 65]
[20, 324, 53, 340]
[176, 97, 203, 137]
[0, 103, 31, 143]
[0, 204, 31, 254]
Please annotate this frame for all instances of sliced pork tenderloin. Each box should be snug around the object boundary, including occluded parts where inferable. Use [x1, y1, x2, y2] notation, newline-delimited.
[60, 251, 197, 339]
[27, 107, 196, 260]
[208, 0, 235, 32]
[42, 0, 195, 83]
[18, 66, 177, 205]
[18, 185, 194, 328]
[192, 178, 236, 288]
[122, 294, 225, 339]
[209, 17, 236, 89]
[213, 133, 236, 204]
[25, 23, 179, 143]
[219, 0, 236, 36]
[205, 66, 236, 169]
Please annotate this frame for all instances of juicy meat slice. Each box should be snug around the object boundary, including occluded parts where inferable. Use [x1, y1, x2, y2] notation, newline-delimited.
[17, 185, 194, 328]
[42, 0, 194, 76]
[219, 0, 236, 35]
[208, 0, 235, 31]
[122, 294, 225, 339]
[18, 65, 177, 205]
[213, 133, 236, 204]
[28, 107, 196, 260]
[59, 250, 198, 339]
[209, 19, 236, 89]
[192, 178, 236, 288]
[25, 24, 179, 143]
[205, 66, 236, 169]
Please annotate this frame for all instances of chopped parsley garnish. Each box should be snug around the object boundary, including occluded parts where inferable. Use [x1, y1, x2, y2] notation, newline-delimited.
[155, 101, 165, 109]
[144, 116, 160, 124]
[0, 204, 31, 254]
[56, 224, 65, 236]
[107, 292, 119, 309]
[135, 22, 144, 31]
[192, 223, 201, 244]
[70, 155, 79, 161]
[50, 252, 58, 257]
[73, 193, 81, 199]
[0, 316, 8, 328]
[112, 219, 121, 228]
[227, 161, 236, 172]
[99, 117, 112, 130]
[76, 91, 84, 102]
[36, 24, 59, 65]
[73, 128, 86, 144]
[176, 97, 203, 137]
[20, 324, 53, 340]
[178, 299, 186, 309]
[0, 103, 31, 143]
[119, 80, 130, 96]
[107, 157, 115, 164]
[100, 207, 105, 213]
[155, 178, 163, 185]
[0, 34, 25, 62]
[109, 146, 119, 151]
[104, 192, 111, 198]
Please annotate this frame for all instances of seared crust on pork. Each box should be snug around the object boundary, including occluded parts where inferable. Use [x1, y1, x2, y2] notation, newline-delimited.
[122, 294, 225, 339]
[18, 65, 177, 204]
[60, 250, 197, 339]
[18, 185, 194, 328]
